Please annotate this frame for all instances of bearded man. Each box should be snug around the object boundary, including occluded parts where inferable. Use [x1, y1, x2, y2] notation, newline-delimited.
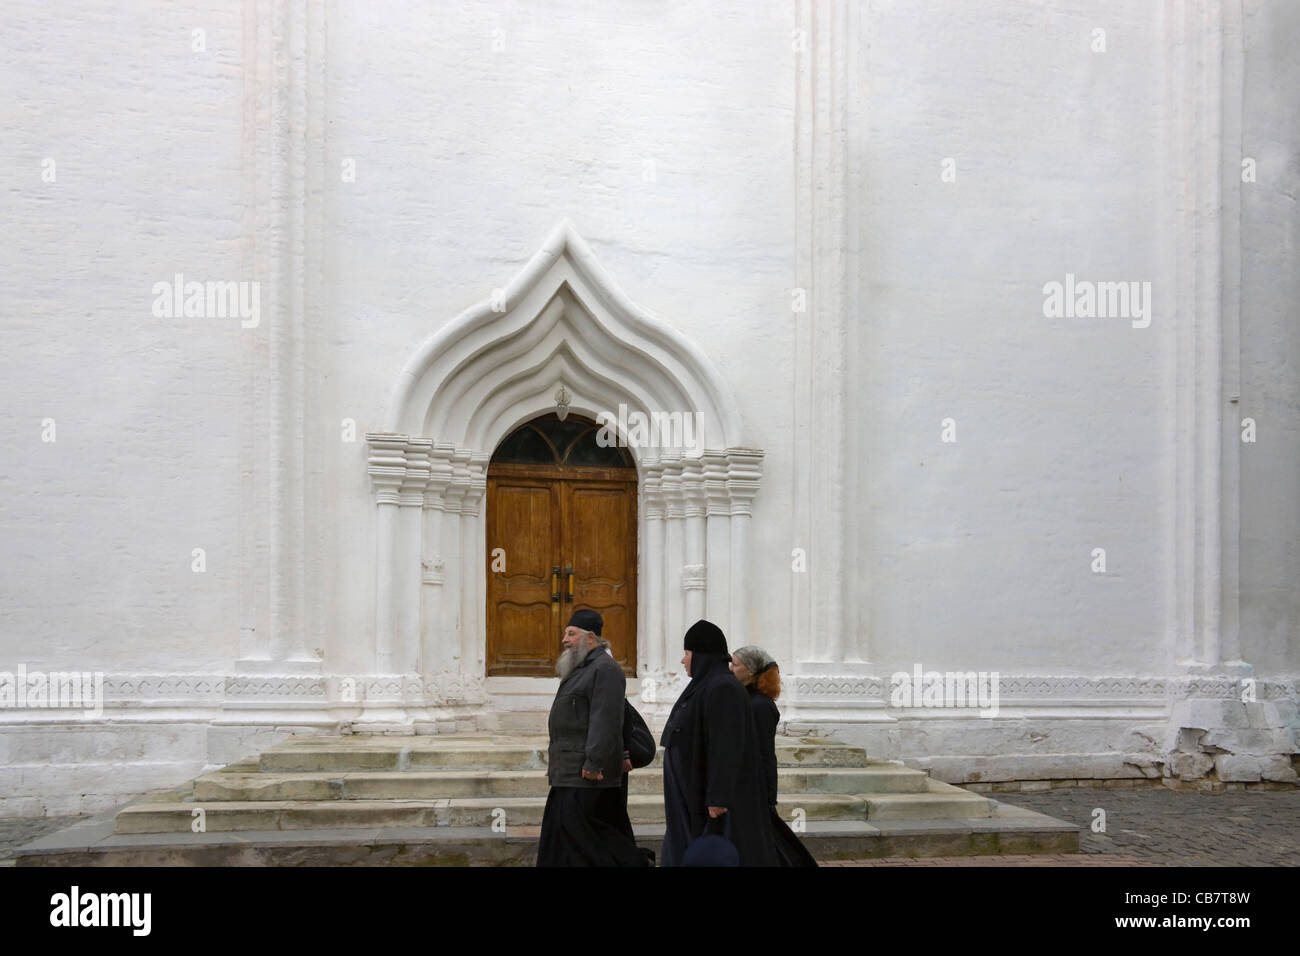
[536, 609, 647, 866]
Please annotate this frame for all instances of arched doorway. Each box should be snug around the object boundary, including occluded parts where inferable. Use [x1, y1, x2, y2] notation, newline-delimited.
[485, 413, 637, 676]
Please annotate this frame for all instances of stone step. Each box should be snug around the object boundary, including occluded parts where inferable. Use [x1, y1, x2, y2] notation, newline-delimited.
[479, 711, 551, 734]
[116, 785, 994, 834]
[257, 735, 870, 773]
[864, 781, 997, 820]
[192, 764, 929, 802]
[12, 804, 1082, 866]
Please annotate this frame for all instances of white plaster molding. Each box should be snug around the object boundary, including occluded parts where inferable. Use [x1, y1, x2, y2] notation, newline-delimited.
[793, 0, 857, 668]
[367, 223, 761, 693]
[237, 0, 326, 669]
[1164, 0, 1244, 672]
[382, 219, 744, 448]
[786, 672, 1298, 706]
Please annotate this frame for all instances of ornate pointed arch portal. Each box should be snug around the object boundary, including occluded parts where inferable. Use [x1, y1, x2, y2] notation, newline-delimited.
[364, 221, 763, 721]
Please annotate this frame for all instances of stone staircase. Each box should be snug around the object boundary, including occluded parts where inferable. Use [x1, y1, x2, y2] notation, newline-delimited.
[116, 734, 997, 832]
[9, 730, 1080, 865]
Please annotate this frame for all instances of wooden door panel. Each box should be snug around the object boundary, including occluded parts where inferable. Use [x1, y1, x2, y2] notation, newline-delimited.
[564, 482, 637, 675]
[486, 472, 637, 678]
[493, 603, 558, 671]
[486, 479, 560, 676]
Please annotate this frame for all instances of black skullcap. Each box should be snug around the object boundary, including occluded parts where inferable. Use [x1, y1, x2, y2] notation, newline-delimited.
[683, 619, 727, 654]
[567, 608, 603, 636]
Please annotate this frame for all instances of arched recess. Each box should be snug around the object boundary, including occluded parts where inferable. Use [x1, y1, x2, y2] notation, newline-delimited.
[366, 220, 763, 711]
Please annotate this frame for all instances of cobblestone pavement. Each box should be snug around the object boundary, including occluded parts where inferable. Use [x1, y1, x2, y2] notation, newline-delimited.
[826, 853, 1159, 866]
[834, 786, 1300, 866]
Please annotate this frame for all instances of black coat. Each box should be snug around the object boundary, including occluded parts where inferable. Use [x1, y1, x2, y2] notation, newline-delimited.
[745, 684, 818, 866]
[659, 654, 779, 866]
[547, 647, 625, 789]
[747, 685, 780, 808]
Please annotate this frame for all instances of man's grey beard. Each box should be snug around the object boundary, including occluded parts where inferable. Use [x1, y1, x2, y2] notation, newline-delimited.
[556, 644, 584, 680]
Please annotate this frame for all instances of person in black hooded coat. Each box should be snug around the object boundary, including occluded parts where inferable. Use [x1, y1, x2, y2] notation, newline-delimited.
[730, 645, 818, 867]
[659, 620, 779, 867]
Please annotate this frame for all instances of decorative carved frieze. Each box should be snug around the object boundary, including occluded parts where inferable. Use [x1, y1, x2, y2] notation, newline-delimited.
[783, 674, 1300, 713]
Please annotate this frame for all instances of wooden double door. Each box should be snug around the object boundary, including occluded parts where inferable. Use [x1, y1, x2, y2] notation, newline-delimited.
[486, 463, 637, 676]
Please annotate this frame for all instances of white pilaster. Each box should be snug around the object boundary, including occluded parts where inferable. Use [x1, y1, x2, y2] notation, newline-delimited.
[681, 457, 707, 624]
[366, 433, 408, 675]
[727, 449, 763, 650]
[642, 459, 667, 678]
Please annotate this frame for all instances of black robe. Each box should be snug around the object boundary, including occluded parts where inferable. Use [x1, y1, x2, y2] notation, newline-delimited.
[747, 685, 780, 808]
[747, 684, 818, 867]
[659, 653, 779, 866]
[536, 786, 647, 867]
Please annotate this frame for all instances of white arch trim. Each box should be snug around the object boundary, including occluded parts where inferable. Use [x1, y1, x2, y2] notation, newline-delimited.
[362, 221, 763, 716]
[383, 218, 743, 452]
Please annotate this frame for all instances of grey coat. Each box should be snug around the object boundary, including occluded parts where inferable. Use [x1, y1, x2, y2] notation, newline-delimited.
[547, 647, 626, 789]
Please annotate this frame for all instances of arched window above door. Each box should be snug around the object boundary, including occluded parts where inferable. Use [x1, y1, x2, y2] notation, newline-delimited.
[490, 413, 634, 470]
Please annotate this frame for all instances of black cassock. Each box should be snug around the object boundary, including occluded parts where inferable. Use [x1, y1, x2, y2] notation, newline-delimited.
[747, 684, 818, 867]
[536, 787, 647, 867]
[659, 653, 779, 866]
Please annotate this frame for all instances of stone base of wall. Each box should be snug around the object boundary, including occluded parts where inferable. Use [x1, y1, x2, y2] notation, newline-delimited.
[964, 777, 1298, 793]
[2, 680, 1296, 817]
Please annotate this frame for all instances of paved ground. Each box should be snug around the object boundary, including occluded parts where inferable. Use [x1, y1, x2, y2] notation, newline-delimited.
[0, 816, 86, 863]
[2, 785, 1296, 865]
[835, 785, 1300, 866]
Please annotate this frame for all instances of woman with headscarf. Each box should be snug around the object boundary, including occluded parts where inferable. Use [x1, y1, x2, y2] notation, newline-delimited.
[730, 645, 818, 867]
[658, 620, 779, 866]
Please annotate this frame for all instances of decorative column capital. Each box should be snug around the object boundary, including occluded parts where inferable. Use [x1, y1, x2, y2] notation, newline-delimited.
[442, 448, 472, 515]
[725, 447, 764, 516]
[660, 455, 685, 519]
[423, 442, 457, 508]
[701, 450, 731, 516]
[460, 452, 489, 517]
[366, 432, 410, 505]
[680, 457, 706, 517]
[642, 457, 665, 519]
[399, 438, 433, 507]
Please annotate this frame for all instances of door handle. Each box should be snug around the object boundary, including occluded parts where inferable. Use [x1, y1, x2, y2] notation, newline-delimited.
[565, 566, 574, 603]
[551, 567, 561, 604]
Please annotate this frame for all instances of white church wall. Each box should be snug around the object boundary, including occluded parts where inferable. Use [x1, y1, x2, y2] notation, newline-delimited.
[785, 0, 1296, 786]
[854, 1, 1167, 679]
[0, 0, 249, 673]
[0, 2, 268, 813]
[0, 1, 1294, 815]
[323, 0, 801, 669]
[1239, 0, 1300, 679]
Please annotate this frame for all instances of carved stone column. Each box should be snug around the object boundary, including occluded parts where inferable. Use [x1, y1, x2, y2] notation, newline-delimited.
[460, 453, 489, 685]
[702, 451, 731, 632]
[366, 433, 408, 674]
[641, 459, 667, 682]
[660, 455, 685, 656]
[396, 440, 430, 676]
[681, 457, 707, 624]
[726, 449, 763, 649]
[440, 458, 467, 678]
[420, 444, 456, 683]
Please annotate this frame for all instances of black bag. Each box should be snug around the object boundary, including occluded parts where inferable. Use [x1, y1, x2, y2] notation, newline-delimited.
[682, 815, 739, 867]
[623, 699, 656, 769]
